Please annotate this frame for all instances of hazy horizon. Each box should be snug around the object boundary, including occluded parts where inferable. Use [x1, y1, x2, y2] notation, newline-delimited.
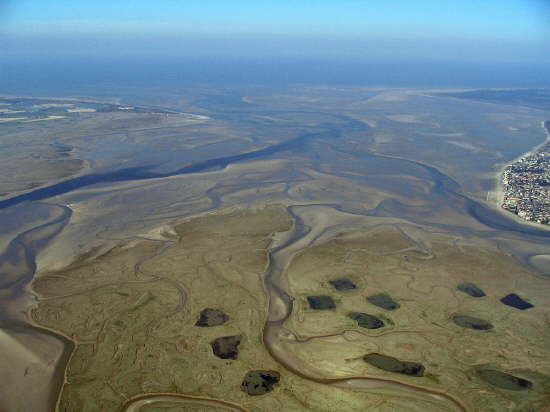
[2, 0, 550, 94]
[2, 1, 549, 60]
[2, 56, 550, 97]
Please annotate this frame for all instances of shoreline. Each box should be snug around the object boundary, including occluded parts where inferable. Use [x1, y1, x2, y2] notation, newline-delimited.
[488, 119, 550, 227]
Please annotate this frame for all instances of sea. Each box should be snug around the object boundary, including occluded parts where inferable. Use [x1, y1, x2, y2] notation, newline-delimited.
[1, 55, 550, 96]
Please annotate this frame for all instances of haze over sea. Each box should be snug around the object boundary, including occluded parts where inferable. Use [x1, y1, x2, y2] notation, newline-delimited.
[2, 55, 550, 96]
[2, 0, 550, 94]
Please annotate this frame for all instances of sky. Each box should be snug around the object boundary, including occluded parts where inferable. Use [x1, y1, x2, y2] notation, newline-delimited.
[1, 0, 549, 63]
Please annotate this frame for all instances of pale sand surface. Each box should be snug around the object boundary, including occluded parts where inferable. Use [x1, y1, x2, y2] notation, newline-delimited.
[67, 108, 96, 113]
[0, 109, 25, 113]
[0, 328, 66, 412]
[0, 117, 26, 122]
[23, 115, 66, 122]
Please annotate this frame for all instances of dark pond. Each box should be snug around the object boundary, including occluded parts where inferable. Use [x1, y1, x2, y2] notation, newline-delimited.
[241, 370, 280, 395]
[210, 335, 242, 360]
[367, 294, 400, 310]
[500, 293, 534, 310]
[329, 277, 356, 291]
[307, 295, 336, 310]
[195, 308, 229, 327]
[457, 283, 486, 298]
[348, 312, 385, 329]
[452, 315, 493, 330]
[363, 353, 425, 377]
[478, 369, 533, 391]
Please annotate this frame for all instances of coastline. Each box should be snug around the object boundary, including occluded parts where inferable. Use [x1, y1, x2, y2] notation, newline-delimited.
[487, 119, 550, 227]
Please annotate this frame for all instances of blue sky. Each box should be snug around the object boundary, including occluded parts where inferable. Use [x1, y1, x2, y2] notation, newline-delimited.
[1, 0, 549, 62]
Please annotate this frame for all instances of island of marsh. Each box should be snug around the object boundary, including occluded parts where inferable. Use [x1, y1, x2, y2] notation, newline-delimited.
[33, 206, 427, 411]
[31, 206, 307, 411]
[282, 225, 550, 410]
[30, 210, 550, 412]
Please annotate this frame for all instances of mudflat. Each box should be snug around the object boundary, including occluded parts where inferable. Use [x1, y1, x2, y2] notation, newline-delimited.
[32, 206, 301, 411]
[4, 86, 550, 412]
[30, 208, 550, 411]
[282, 225, 550, 410]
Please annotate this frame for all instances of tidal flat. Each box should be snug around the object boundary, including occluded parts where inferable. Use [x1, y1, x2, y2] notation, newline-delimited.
[31, 206, 303, 411]
[1, 87, 550, 411]
[29, 207, 550, 411]
[282, 222, 550, 410]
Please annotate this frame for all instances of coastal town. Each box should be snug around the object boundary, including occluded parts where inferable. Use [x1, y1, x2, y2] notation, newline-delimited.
[501, 121, 550, 224]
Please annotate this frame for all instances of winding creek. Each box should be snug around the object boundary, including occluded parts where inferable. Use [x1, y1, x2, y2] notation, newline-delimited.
[262, 205, 468, 411]
[0, 203, 74, 411]
[119, 393, 248, 412]
[1, 111, 550, 411]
